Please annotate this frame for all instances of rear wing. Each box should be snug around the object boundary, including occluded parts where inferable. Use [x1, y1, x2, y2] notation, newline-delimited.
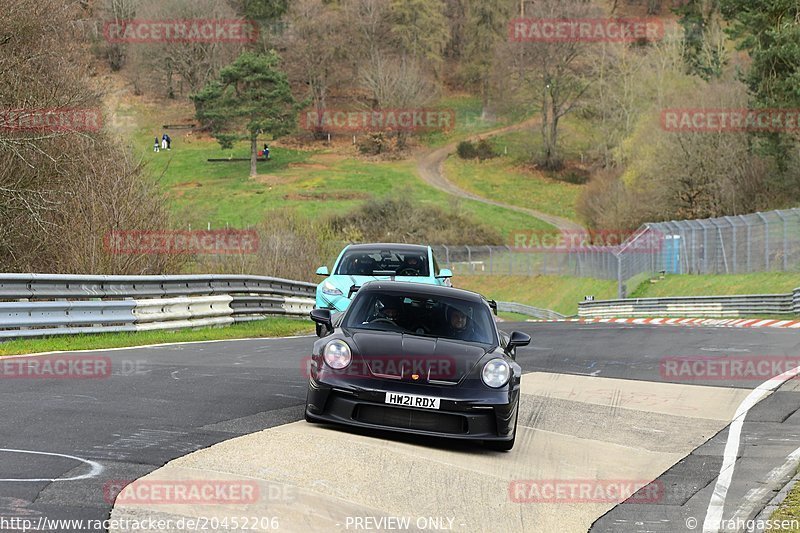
[488, 299, 498, 316]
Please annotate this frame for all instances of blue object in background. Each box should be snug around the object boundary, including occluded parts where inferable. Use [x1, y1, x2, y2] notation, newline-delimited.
[662, 235, 682, 274]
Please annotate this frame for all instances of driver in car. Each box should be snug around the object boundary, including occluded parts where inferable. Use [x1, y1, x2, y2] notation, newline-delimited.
[370, 297, 403, 325]
[398, 254, 423, 275]
[445, 307, 475, 340]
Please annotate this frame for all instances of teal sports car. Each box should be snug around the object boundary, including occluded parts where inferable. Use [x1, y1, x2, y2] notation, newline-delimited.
[315, 243, 453, 313]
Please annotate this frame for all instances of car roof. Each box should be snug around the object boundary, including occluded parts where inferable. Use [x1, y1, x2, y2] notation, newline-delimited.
[358, 280, 486, 304]
[344, 243, 430, 253]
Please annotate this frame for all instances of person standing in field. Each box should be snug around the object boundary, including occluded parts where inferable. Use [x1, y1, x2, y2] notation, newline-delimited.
[161, 134, 168, 151]
[153, 137, 160, 152]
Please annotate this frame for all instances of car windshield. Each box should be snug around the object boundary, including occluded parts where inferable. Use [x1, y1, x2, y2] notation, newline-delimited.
[343, 290, 496, 345]
[335, 249, 430, 277]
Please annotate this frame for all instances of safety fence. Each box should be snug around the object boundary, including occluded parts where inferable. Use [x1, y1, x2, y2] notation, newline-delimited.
[433, 208, 800, 299]
[578, 288, 800, 319]
[0, 274, 316, 339]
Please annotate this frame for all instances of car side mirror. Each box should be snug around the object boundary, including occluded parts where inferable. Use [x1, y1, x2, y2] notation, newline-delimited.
[316, 266, 329, 276]
[506, 331, 531, 353]
[310, 308, 333, 337]
[436, 268, 453, 279]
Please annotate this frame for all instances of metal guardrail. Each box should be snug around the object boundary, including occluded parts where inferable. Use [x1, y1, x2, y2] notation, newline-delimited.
[579, 289, 800, 318]
[0, 274, 316, 339]
[497, 302, 565, 320]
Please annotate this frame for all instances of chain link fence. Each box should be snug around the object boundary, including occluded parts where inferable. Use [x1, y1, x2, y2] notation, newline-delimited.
[434, 208, 800, 299]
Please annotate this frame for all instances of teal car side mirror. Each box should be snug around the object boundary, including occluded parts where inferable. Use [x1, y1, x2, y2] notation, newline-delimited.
[316, 266, 329, 276]
[436, 268, 453, 278]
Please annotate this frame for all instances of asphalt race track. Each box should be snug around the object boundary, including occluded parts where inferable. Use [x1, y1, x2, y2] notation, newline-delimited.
[1, 322, 799, 532]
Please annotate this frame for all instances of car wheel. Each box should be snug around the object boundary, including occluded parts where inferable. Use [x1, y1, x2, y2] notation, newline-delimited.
[484, 405, 518, 451]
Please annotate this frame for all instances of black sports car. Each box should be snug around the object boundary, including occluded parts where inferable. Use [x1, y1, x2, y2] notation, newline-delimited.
[305, 281, 530, 451]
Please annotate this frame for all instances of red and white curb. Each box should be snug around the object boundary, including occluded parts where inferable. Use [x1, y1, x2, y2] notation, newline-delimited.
[529, 317, 800, 329]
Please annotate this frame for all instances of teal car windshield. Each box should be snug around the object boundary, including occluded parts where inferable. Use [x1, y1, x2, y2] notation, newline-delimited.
[335, 249, 430, 277]
[343, 291, 496, 345]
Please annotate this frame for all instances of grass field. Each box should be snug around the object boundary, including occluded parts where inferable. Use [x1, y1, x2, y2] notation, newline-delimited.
[124, 97, 555, 235]
[0, 318, 313, 356]
[444, 157, 582, 222]
[455, 275, 618, 316]
[768, 481, 800, 532]
[442, 114, 599, 224]
[457, 272, 800, 316]
[630, 272, 800, 298]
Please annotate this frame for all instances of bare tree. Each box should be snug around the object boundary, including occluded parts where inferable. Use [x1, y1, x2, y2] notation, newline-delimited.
[282, 0, 352, 139]
[359, 53, 438, 149]
[0, 0, 181, 274]
[493, 0, 601, 170]
[99, 0, 140, 70]
[127, 0, 245, 98]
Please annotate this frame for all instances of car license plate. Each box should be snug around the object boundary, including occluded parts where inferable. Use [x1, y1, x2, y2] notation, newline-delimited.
[385, 392, 440, 410]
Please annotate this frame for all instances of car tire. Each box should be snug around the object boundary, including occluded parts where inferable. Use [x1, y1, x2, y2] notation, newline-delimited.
[483, 405, 518, 451]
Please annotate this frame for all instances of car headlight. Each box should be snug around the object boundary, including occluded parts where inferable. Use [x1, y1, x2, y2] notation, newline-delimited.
[323, 340, 351, 369]
[481, 359, 511, 388]
[322, 281, 343, 296]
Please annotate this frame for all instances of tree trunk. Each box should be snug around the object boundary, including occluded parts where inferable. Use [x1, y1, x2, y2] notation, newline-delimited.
[480, 77, 490, 119]
[250, 135, 258, 178]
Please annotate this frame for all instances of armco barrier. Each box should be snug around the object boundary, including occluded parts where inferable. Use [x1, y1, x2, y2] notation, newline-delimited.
[497, 301, 565, 320]
[0, 274, 316, 339]
[579, 292, 798, 319]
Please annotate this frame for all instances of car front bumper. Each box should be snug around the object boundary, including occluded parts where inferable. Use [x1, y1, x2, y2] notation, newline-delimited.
[305, 375, 519, 441]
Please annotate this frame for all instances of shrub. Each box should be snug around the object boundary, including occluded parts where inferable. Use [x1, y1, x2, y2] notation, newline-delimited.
[326, 196, 503, 245]
[475, 139, 498, 161]
[457, 140, 477, 159]
[358, 132, 387, 155]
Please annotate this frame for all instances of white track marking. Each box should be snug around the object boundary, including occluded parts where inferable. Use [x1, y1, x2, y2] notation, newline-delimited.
[0, 334, 313, 360]
[702, 365, 800, 532]
[0, 449, 103, 481]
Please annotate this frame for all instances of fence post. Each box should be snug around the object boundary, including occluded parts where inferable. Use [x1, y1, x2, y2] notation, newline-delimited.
[756, 212, 769, 270]
[617, 253, 624, 299]
[466, 246, 472, 273]
[725, 216, 737, 274]
[740, 215, 751, 272]
[777, 210, 789, 271]
[527, 250, 531, 276]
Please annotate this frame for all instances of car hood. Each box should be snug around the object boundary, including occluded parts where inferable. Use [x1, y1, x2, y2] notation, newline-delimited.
[321, 275, 438, 312]
[330, 274, 437, 289]
[347, 330, 491, 384]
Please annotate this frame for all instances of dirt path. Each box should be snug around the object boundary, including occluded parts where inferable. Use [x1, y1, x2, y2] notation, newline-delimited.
[416, 117, 584, 231]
